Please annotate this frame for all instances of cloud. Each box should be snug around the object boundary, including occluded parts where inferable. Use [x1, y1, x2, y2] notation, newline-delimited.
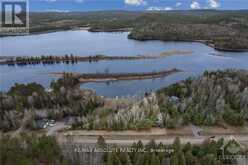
[147, 6, 173, 11]
[190, 1, 201, 9]
[125, 0, 146, 6]
[147, 6, 160, 11]
[175, 2, 182, 7]
[46, 9, 70, 12]
[208, 0, 220, 8]
[164, 7, 173, 11]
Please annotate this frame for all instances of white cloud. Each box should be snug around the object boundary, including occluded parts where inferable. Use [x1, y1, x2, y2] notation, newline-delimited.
[147, 6, 160, 11]
[147, 6, 173, 11]
[208, 0, 220, 8]
[125, 0, 146, 6]
[175, 2, 182, 7]
[46, 9, 70, 12]
[190, 1, 201, 9]
[165, 7, 173, 11]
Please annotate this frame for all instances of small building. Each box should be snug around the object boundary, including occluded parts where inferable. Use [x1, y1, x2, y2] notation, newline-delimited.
[35, 119, 56, 129]
[35, 119, 49, 129]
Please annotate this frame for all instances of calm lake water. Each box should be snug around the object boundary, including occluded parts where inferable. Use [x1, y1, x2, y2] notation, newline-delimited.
[1, 30, 248, 97]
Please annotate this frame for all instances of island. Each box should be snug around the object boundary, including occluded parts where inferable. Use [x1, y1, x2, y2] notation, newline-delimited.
[49, 69, 181, 83]
[0, 50, 193, 66]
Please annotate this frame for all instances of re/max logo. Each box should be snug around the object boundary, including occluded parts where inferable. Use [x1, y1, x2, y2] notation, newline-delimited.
[1, 0, 28, 27]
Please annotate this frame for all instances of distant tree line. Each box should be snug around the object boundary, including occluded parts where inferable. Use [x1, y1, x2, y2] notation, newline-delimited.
[5, 55, 79, 66]
[24, 11, 248, 51]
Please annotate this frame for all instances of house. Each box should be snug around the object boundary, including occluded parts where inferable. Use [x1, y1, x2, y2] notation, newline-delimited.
[35, 119, 56, 129]
[35, 119, 49, 129]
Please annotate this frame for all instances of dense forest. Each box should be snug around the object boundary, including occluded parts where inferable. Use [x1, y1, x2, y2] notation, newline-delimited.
[72, 69, 248, 130]
[0, 73, 104, 132]
[157, 69, 248, 127]
[1, 134, 246, 165]
[128, 11, 248, 51]
[1, 70, 248, 132]
[0, 134, 69, 165]
[5, 10, 247, 51]
[103, 137, 246, 165]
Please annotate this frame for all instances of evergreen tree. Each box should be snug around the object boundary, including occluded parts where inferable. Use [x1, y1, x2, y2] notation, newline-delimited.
[171, 153, 179, 165]
[125, 154, 133, 165]
[136, 140, 144, 149]
[135, 154, 145, 165]
[145, 139, 157, 151]
[201, 154, 216, 165]
[161, 157, 170, 165]
[173, 137, 182, 152]
[106, 153, 114, 165]
[177, 151, 186, 165]
[185, 151, 195, 165]
[183, 142, 192, 153]
[97, 135, 107, 148]
[150, 153, 160, 165]
[119, 152, 131, 165]
[144, 152, 151, 165]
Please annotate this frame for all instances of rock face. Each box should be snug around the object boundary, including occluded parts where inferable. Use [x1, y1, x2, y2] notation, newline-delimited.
[157, 69, 248, 126]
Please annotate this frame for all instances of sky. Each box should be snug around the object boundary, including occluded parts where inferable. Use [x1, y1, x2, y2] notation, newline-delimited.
[29, 0, 248, 12]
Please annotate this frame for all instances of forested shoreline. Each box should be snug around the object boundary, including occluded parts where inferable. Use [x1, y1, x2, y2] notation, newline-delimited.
[0, 51, 192, 66]
[67, 69, 248, 131]
[1, 70, 248, 132]
[0, 73, 104, 132]
[1, 10, 248, 51]
[1, 70, 248, 164]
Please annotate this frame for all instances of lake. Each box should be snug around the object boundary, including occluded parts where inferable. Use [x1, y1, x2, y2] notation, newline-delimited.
[1, 30, 248, 97]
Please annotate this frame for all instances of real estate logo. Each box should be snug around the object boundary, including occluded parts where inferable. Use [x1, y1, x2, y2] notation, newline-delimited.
[218, 137, 247, 161]
[0, 0, 29, 35]
[226, 142, 241, 154]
